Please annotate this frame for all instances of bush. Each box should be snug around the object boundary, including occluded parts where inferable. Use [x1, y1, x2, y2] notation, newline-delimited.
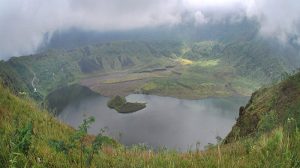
[49, 117, 115, 168]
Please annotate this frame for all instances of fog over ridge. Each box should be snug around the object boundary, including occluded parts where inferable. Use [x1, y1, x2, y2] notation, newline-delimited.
[0, 0, 300, 59]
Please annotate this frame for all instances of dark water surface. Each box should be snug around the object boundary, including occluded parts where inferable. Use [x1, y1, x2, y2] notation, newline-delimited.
[58, 94, 248, 151]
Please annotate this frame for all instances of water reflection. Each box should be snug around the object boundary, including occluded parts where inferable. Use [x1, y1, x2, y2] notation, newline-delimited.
[59, 94, 248, 151]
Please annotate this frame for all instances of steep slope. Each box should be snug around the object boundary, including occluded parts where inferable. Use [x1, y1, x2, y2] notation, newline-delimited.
[1, 73, 300, 167]
[0, 41, 183, 98]
[225, 72, 300, 143]
[0, 84, 75, 167]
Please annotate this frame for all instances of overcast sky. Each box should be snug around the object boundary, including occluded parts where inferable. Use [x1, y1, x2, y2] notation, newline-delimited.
[0, 0, 300, 59]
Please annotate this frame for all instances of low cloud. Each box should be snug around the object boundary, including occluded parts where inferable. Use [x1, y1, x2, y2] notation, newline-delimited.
[0, 0, 300, 59]
[0, 0, 183, 59]
[246, 0, 300, 44]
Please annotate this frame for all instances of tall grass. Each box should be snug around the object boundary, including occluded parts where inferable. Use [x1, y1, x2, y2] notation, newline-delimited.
[1, 84, 300, 167]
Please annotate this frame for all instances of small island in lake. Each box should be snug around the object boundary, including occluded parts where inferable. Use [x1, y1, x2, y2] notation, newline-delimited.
[107, 95, 146, 113]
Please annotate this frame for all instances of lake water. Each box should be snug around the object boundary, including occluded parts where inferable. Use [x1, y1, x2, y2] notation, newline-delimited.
[58, 94, 248, 151]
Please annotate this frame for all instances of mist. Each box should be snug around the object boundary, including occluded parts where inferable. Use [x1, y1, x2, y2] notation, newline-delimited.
[0, 0, 300, 59]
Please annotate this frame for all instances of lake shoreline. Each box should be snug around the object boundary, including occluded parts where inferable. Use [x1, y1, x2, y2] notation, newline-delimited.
[56, 89, 249, 151]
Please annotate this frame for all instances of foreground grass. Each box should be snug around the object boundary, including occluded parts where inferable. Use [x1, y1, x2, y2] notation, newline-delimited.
[1, 83, 300, 167]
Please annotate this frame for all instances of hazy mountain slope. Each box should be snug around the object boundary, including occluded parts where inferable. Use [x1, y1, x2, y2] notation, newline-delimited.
[0, 59, 43, 100]
[140, 39, 300, 98]
[1, 17, 299, 99]
[0, 41, 184, 97]
[41, 18, 258, 51]
[219, 39, 296, 83]
[1, 39, 299, 100]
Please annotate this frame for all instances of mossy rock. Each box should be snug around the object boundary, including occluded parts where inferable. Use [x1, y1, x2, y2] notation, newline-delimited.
[107, 95, 126, 110]
[107, 95, 146, 113]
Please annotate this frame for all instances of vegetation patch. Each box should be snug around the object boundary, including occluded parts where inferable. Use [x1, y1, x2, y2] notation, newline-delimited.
[176, 58, 193, 65]
[195, 59, 220, 67]
[140, 60, 258, 99]
[107, 95, 146, 113]
[225, 71, 300, 143]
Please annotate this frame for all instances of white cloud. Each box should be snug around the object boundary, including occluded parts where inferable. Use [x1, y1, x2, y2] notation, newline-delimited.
[0, 0, 184, 59]
[194, 11, 208, 25]
[0, 0, 300, 59]
[245, 0, 300, 43]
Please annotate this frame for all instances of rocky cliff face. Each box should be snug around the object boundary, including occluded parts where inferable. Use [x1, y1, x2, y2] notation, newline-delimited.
[225, 72, 300, 143]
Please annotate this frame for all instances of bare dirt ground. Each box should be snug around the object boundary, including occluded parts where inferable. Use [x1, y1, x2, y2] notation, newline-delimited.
[80, 69, 175, 97]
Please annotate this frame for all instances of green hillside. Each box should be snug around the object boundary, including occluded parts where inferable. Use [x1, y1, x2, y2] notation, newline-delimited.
[140, 39, 298, 98]
[225, 71, 300, 143]
[0, 41, 183, 98]
[1, 71, 300, 167]
[1, 40, 298, 101]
